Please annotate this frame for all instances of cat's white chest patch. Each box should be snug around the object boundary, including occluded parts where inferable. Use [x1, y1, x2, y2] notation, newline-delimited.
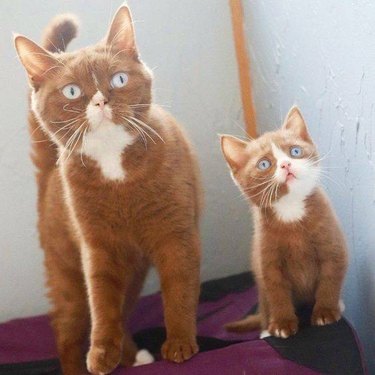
[273, 192, 306, 222]
[82, 123, 135, 181]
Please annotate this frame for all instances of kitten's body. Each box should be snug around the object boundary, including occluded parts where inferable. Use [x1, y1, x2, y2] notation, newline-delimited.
[16, 7, 201, 375]
[221, 108, 348, 338]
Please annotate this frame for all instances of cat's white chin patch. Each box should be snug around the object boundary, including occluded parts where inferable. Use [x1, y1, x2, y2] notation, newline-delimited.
[133, 349, 155, 367]
[82, 122, 135, 181]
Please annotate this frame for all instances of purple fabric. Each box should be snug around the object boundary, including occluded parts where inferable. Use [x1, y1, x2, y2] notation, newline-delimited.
[0, 287, 320, 374]
[114, 341, 319, 375]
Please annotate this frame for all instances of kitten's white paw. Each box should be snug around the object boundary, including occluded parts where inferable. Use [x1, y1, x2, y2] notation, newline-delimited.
[133, 349, 154, 367]
[260, 330, 271, 339]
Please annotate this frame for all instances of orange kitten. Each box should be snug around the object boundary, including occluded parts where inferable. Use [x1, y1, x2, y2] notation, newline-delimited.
[221, 107, 348, 339]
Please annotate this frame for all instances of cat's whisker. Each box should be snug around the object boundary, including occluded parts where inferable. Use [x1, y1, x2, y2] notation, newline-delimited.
[80, 126, 88, 168]
[63, 104, 82, 114]
[121, 116, 153, 146]
[50, 116, 84, 125]
[50, 120, 81, 140]
[57, 122, 84, 164]
[128, 115, 165, 143]
[66, 121, 87, 162]
[128, 120, 149, 149]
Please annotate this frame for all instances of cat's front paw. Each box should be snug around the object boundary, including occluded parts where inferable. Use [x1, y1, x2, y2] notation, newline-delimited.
[161, 337, 199, 363]
[268, 317, 298, 338]
[86, 341, 122, 375]
[311, 306, 341, 326]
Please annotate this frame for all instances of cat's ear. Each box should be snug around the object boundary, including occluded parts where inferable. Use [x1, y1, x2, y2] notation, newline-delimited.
[14, 35, 61, 88]
[282, 106, 312, 142]
[106, 6, 138, 58]
[220, 135, 249, 172]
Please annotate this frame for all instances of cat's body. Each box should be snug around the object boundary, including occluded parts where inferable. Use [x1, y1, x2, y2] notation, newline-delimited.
[16, 7, 201, 375]
[221, 107, 348, 338]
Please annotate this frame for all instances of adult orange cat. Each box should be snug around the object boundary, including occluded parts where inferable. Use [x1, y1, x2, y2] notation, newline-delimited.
[221, 107, 348, 338]
[15, 6, 202, 375]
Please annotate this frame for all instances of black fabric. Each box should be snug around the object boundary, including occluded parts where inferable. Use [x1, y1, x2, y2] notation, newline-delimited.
[265, 305, 366, 375]
[199, 271, 254, 302]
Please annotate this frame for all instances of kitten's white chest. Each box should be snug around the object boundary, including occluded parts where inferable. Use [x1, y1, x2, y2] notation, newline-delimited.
[82, 123, 135, 181]
[273, 193, 306, 222]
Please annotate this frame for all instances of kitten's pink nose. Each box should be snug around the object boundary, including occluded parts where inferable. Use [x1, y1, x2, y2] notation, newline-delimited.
[280, 161, 291, 170]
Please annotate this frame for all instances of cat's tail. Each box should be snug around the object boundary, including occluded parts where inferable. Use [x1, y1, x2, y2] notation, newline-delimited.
[41, 14, 79, 53]
[224, 313, 262, 333]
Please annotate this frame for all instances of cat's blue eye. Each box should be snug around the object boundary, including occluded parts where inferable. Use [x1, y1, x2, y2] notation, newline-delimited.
[290, 146, 303, 158]
[62, 84, 81, 100]
[110, 72, 128, 88]
[257, 159, 271, 170]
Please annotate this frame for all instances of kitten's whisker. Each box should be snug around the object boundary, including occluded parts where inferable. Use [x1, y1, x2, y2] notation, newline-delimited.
[243, 178, 274, 190]
[260, 182, 275, 209]
[232, 119, 254, 142]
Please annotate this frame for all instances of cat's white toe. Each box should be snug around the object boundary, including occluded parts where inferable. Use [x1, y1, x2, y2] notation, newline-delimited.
[260, 330, 271, 339]
[133, 349, 155, 367]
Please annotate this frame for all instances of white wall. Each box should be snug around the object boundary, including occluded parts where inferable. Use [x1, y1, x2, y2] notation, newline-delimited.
[244, 0, 375, 371]
[0, 0, 251, 322]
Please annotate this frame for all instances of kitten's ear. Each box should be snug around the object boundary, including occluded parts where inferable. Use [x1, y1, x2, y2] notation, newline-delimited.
[14, 35, 61, 88]
[106, 6, 138, 58]
[282, 106, 312, 142]
[220, 135, 249, 172]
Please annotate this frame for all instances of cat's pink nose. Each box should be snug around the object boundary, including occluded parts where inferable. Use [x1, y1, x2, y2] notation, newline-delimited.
[95, 99, 108, 110]
[280, 161, 291, 169]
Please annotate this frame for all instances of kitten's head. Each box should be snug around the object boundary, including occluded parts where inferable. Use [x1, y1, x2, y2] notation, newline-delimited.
[221, 107, 320, 210]
[14, 6, 152, 149]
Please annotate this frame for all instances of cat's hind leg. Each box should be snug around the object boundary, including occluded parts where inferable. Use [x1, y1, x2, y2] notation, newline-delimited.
[120, 259, 153, 367]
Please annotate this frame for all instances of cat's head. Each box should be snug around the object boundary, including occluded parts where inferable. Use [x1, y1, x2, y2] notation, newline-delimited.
[14, 6, 152, 149]
[221, 107, 320, 211]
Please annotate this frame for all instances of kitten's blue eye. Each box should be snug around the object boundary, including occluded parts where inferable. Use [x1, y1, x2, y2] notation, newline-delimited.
[290, 146, 303, 158]
[110, 72, 128, 88]
[62, 84, 81, 100]
[258, 159, 271, 170]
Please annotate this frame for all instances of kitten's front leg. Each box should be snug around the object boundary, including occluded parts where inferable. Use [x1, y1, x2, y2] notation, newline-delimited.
[262, 254, 298, 338]
[82, 243, 126, 375]
[153, 233, 200, 363]
[312, 246, 347, 326]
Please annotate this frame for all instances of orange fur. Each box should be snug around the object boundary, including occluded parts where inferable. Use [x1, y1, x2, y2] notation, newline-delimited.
[15, 6, 202, 375]
[221, 107, 348, 338]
